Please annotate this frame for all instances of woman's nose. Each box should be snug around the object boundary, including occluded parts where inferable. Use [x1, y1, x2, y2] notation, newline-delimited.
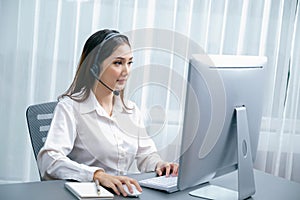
[122, 64, 129, 74]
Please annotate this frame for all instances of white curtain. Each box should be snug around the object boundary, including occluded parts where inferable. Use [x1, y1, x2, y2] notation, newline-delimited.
[0, 0, 299, 183]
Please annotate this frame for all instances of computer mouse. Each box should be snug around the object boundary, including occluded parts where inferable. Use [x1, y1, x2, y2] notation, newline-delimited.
[122, 184, 142, 197]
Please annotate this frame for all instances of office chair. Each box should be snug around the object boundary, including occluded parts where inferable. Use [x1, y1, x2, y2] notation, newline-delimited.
[26, 101, 58, 161]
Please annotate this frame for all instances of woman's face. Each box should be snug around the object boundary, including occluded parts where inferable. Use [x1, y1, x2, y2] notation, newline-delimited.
[99, 44, 133, 92]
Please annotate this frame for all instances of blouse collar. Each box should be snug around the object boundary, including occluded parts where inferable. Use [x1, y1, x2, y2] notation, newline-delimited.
[79, 91, 133, 116]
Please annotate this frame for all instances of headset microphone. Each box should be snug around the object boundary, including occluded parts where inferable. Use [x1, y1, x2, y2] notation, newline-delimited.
[112, 89, 120, 96]
[90, 65, 120, 96]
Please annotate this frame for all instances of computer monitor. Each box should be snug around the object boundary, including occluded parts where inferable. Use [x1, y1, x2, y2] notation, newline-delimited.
[178, 54, 267, 199]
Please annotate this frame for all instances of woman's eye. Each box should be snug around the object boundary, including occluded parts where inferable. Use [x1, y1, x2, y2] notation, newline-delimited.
[114, 61, 122, 65]
[128, 61, 133, 65]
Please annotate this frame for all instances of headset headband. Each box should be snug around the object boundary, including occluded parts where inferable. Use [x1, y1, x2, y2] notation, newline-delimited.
[92, 32, 123, 74]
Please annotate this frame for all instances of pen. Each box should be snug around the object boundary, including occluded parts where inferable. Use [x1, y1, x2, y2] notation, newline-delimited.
[95, 179, 101, 195]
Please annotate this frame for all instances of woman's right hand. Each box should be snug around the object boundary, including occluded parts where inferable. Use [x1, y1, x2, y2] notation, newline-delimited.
[93, 170, 142, 196]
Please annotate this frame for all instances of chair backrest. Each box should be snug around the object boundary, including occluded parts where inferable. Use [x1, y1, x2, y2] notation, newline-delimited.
[26, 101, 58, 160]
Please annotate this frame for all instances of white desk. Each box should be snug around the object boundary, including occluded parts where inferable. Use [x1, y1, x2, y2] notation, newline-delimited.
[0, 170, 299, 200]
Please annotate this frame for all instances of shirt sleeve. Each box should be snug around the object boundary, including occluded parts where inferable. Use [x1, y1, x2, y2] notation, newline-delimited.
[37, 100, 103, 181]
[133, 105, 164, 172]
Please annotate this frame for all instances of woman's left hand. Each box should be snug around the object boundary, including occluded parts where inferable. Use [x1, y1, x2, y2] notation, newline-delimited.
[155, 161, 179, 177]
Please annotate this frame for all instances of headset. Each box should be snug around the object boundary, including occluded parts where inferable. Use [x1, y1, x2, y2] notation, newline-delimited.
[90, 32, 123, 96]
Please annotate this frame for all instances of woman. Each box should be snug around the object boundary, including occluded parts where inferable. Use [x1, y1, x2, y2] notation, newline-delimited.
[37, 29, 178, 196]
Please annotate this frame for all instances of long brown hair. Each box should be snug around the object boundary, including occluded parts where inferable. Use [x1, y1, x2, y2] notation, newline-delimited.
[59, 29, 131, 106]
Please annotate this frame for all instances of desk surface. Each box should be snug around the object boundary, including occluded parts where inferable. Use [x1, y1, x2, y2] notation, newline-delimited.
[1, 170, 300, 200]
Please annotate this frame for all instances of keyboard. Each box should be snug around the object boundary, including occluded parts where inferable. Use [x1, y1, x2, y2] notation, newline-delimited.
[139, 175, 178, 193]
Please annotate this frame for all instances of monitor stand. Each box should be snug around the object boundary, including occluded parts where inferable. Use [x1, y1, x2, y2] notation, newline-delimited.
[189, 106, 256, 200]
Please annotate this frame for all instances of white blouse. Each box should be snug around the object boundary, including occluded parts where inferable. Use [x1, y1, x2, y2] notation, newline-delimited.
[37, 91, 163, 181]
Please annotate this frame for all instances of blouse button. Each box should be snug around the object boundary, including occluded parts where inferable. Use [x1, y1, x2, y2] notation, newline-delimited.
[120, 171, 127, 175]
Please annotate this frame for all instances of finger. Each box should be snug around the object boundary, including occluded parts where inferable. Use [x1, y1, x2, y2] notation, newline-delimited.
[173, 167, 178, 176]
[109, 183, 121, 196]
[169, 163, 177, 175]
[124, 180, 133, 193]
[165, 164, 171, 177]
[156, 167, 163, 176]
[130, 178, 143, 192]
[172, 164, 179, 176]
[155, 161, 165, 176]
[115, 181, 127, 197]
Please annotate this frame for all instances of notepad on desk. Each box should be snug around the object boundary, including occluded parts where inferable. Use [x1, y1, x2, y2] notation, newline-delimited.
[65, 182, 114, 199]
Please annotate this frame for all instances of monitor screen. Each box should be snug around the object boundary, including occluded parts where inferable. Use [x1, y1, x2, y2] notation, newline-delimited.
[178, 54, 267, 199]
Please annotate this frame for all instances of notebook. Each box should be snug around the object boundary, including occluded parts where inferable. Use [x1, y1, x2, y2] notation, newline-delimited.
[65, 182, 114, 200]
